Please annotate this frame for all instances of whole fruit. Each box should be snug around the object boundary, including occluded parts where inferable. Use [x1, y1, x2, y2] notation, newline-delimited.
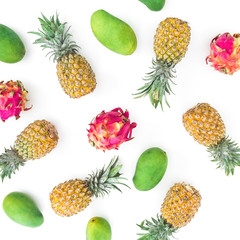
[86, 217, 111, 240]
[134, 18, 191, 109]
[0, 119, 58, 181]
[30, 13, 96, 98]
[206, 33, 240, 75]
[133, 147, 168, 191]
[91, 9, 137, 55]
[3, 192, 44, 227]
[0, 80, 31, 121]
[0, 24, 25, 63]
[137, 183, 201, 239]
[49, 157, 128, 217]
[139, 0, 165, 11]
[87, 107, 137, 151]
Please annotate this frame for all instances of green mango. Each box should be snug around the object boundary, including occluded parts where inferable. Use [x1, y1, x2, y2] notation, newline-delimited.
[3, 192, 44, 227]
[133, 147, 168, 191]
[91, 10, 137, 55]
[86, 217, 111, 240]
[138, 0, 166, 11]
[0, 24, 25, 63]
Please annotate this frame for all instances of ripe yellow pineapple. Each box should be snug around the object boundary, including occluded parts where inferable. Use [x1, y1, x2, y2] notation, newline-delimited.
[135, 18, 191, 109]
[0, 120, 58, 181]
[138, 182, 201, 240]
[183, 103, 240, 175]
[30, 13, 96, 98]
[49, 156, 128, 217]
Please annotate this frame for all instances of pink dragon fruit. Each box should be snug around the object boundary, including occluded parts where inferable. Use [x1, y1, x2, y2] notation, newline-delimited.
[87, 107, 137, 151]
[0, 80, 31, 121]
[206, 33, 240, 75]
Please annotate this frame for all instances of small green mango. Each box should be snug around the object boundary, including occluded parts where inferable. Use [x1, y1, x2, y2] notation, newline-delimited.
[86, 217, 111, 240]
[3, 192, 44, 227]
[0, 24, 25, 63]
[133, 147, 168, 191]
[138, 0, 166, 11]
[91, 10, 137, 55]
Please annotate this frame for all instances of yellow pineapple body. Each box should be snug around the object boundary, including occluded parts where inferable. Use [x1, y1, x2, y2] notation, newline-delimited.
[161, 182, 201, 229]
[57, 53, 96, 98]
[154, 18, 191, 65]
[50, 179, 92, 217]
[183, 103, 226, 147]
[14, 120, 58, 160]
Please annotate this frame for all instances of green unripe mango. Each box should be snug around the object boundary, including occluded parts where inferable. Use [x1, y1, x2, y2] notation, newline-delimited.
[3, 192, 44, 227]
[0, 24, 25, 63]
[138, 0, 166, 11]
[86, 217, 111, 240]
[91, 10, 137, 55]
[133, 147, 168, 191]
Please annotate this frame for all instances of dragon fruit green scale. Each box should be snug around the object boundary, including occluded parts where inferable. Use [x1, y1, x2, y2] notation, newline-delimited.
[87, 107, 137, 151]
[0, 80, 31, 121]
[206, 33, 240, 75]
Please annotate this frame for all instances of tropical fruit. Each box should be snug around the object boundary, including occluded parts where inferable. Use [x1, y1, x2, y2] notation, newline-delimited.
[0, 24, 25, 63]
[138, 182, 201, 239]
[91, 10, 137, 55]
[206, 33, 240, 74]
[49, 156, 128, 217]
[3, 192, 43, 227]
[87, 107, 137, 151]
[86, 217, 111, 240]
[0, 120, 58, 181]
[30, 13, 96, 98]
[133, 147, 167, 191]
[0, 80, 31, 121]
[134, 17, 191, 109]
[138, 0, 166, 11]
[183, 103, 240, 175]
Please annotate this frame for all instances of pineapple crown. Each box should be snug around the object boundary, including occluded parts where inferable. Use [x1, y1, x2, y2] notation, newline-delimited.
[134, 58, 176, 110]
[207, 136, 240, 175]
[86, 156, 129, 198]
[29, 13, 80, 62]
[0, 147, 26, 181]
[137, 214, 177, 240]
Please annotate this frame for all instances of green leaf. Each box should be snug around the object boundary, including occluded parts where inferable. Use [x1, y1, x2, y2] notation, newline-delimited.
[0, 147, 26, 182]
[134, 58, 176, 110]
[207, 136, 240, 175]
[29, 13, 79, 61]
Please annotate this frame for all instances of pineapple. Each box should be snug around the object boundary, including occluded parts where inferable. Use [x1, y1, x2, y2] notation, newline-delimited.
[135, 18, 191, 109]
[49, 156, 128, 217]
[183, 103, 240, 175]
[0, 120, 58, 181]
[138, 182, 201, 240]
[30, 13, 96, 98]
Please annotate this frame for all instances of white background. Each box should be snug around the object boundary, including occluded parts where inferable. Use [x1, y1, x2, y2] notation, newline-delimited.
[1, 0, 240, 239]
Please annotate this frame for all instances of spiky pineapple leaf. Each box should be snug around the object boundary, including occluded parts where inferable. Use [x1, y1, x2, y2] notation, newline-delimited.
[134, 59, 176, 110]
[0, 147, 26, 182]
[137, 215, 177, 240]
[86, 156, 129, 198]
[29, 13, 80, 61]
[207, 136, 240, 175]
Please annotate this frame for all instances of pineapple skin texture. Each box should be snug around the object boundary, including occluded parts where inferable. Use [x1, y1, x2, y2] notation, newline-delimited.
[183, 103, 226, 147]
[14, 120, 58, 160]
[49, 179, 92, 217]
[154, 18, 191, 65]
[57, 53, 96, 98]
[161, 182, 201, 229]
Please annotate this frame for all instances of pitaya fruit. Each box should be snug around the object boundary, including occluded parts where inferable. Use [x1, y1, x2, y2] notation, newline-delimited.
[206, 33, 240, 75]
[87, 107, 137, 151]
[0, 80, 31, 121]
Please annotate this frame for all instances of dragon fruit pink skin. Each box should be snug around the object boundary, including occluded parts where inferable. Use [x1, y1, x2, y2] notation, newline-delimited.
[87, 107, 137, 151]
[206, 33, 240, 75]
[0, 80, 30, 121]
